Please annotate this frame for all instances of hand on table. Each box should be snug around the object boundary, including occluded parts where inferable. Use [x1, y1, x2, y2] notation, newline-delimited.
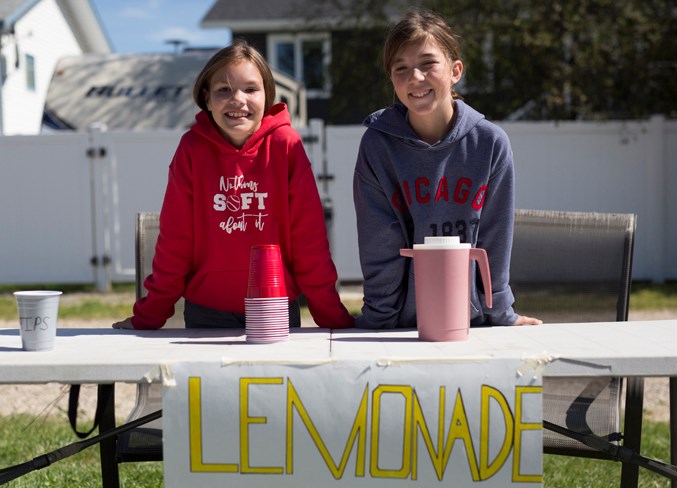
[112, 317, 135, 330]
[513, 315, 543, 326]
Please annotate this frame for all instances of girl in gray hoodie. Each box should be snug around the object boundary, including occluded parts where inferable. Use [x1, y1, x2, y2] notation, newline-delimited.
[353, 9, 541, 329]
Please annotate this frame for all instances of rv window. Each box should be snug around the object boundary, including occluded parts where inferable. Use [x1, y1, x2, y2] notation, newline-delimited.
[25, 54, 35, 91]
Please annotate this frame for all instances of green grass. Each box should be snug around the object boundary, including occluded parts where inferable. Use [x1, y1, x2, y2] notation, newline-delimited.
[57, 299, 132, 320]
[0, 281, 674, 321]
[0, 415, 671, 487]
[0, 414, 162, 487]
[0, 283, 136, 295]
[0, 283, 135, 321]
[630, 281, 677, 311]
[544, 420, 672, 487]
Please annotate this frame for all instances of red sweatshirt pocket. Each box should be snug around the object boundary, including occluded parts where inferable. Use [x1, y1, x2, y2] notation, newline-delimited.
[185, 270, 249, 314]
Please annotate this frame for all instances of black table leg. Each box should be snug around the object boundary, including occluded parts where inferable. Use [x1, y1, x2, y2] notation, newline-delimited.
[671, 377, 677, 488]
[620, 377, 644, 488]
[98, 384, 120, 488]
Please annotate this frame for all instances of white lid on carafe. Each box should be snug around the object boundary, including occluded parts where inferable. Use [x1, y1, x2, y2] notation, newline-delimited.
[413, 236, 471, 249]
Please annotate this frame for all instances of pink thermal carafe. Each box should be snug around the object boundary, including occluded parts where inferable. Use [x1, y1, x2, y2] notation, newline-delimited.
[400, 236, 492, 341]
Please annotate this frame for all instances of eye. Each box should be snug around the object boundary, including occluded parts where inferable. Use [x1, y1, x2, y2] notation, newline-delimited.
[212, 83, 231, 93]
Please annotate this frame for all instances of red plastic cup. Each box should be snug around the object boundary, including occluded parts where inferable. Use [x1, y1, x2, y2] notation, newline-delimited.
[247, 244, 287, 298]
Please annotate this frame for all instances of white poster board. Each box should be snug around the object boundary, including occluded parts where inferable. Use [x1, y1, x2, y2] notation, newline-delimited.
[164, 359, 542, 487]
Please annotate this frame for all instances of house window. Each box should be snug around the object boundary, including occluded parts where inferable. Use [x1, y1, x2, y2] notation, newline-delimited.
[268, 34, 330, 97]
[25, 54, 35, 91]
[275, 41, 295, 78]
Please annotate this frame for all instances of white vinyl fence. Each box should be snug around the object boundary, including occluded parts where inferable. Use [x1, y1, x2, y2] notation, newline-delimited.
[0, 116, 674, 289]
[327, 116, 676, 284]
[1, 127, 182, 290]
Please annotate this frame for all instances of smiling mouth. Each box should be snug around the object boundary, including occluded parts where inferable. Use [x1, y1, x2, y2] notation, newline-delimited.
[226, 111, 250, 118]
[410, 89, 432, 98]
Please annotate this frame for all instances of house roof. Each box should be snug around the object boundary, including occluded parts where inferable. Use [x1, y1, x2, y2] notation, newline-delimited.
[200, 0, 411, 32]
[0, 0, 39, 27]
[0, 0, 111, 53]
[57, 0, 112, 53]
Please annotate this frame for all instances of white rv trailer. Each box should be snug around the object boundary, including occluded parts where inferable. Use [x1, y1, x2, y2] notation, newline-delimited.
[42, 50, 307, 132]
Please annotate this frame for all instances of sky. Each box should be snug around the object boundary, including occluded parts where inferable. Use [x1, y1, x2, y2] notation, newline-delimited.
[90, 0, 232, 54]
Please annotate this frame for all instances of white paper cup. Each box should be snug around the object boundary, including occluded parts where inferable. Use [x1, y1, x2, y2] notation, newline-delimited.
[14, 291, 62, 351]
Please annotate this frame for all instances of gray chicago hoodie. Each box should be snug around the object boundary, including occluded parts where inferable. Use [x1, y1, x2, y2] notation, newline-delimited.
[353, 100, 518, 328]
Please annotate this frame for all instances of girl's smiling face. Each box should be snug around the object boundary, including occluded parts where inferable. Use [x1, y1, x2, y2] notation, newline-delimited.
[206, 60, 266, 148]
[389, 38, 463, 133]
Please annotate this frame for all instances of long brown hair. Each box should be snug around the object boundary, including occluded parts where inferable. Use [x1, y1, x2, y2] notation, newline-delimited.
[192, 39, 276, 113]
[383, 9, 463, 99]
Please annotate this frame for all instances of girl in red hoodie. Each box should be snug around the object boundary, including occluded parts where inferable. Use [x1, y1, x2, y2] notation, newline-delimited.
[113, 40, 353, 330]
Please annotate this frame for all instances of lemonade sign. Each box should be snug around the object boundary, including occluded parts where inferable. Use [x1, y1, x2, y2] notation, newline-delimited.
[163, 359, 542, 487]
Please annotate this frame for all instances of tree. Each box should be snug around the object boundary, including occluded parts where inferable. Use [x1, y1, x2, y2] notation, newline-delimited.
[313, 0, 676, 121]
[428, 0, 676, 120]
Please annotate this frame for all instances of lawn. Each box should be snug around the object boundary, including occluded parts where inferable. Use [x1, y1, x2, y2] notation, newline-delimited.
[0, 415, 672, 487]
[0, 281, 675, 321]
[0, 414, 162, 487]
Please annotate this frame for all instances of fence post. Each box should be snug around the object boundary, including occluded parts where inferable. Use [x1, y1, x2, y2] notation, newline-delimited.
[87, 124, 112, 293]
[303, 119, 336, 250]
[646, 115, 666, 283]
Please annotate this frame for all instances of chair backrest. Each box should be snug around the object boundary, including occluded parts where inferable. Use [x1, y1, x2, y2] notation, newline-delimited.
[510, 209, 638, 459]
[135, 212, 184, 328]
[510, 209, 635, 323]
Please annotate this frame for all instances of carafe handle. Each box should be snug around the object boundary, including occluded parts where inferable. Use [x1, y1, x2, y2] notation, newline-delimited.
[469, 249, 492, 308]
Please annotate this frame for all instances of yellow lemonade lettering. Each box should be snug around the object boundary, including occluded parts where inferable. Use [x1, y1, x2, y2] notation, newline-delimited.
[240, 377, 284, 474]
[370, 385, 413, 479]
[185, 375, 534, 482]
[286, 379, 368, 478]
[443, 389, 481, 480]
[513, 386, 543, 483]
[479, 385, 514, 480]
[188, 376, 239, 472]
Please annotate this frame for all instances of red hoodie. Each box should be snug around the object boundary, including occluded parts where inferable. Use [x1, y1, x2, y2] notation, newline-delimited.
[132, 104, 353, 329]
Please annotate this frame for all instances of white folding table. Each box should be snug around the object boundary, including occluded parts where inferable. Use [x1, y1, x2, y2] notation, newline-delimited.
[0, 320, 675, 486]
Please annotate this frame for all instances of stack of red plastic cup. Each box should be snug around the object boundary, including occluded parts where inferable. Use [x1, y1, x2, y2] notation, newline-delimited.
[245, 244, 289, 343]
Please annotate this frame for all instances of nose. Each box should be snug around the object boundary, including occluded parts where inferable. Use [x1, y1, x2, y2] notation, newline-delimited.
[410, 67, 425, 81]
[230, 89, 245, 104]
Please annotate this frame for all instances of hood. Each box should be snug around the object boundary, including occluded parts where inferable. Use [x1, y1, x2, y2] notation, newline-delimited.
[190, 103, 291, 153]
[363, 100, 485, 149]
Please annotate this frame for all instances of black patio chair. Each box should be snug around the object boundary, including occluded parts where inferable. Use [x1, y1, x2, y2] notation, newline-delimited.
[101, 212, 182, 486]
[510, 209, 644, 487]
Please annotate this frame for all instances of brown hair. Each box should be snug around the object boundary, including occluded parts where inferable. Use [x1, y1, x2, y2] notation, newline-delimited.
[383, 9, 463, 99]
[193, 39, 276, 113]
